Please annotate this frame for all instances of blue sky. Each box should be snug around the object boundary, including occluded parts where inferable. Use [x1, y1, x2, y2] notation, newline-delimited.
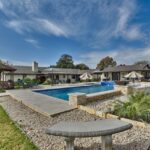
[0, 0, 150, 68]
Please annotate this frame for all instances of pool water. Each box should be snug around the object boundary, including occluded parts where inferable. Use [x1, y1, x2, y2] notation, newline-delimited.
[35, 84, 114, 101]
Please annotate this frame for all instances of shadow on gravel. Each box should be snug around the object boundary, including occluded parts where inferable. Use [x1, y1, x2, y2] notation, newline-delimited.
[74, 139, 150, 150]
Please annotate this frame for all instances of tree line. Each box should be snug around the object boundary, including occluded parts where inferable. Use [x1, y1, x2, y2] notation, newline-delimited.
[50, 54, 150, 70]
[0, 54, 149, 70]
[50, 54, 118, 70]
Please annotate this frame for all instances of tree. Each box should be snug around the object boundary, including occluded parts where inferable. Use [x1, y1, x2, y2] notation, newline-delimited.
[56, 54, 74, 68]
[75, 63, 89, 70]
[96, 56, 117, 70]
[134, 60, 149, 66]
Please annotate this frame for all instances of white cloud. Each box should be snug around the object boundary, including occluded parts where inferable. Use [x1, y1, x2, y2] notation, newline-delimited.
[35, 19, 68, 37]
[25, 38, 39, 48]
[0, 1, 3, 9]
[5, 19, 68, 37]
[115, 0, 142, 40]
[78, 46, 150, 68]
[0, 0, 147, 49]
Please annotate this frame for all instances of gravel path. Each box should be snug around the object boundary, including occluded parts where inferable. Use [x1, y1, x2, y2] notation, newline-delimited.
[0, 96, 150, 150]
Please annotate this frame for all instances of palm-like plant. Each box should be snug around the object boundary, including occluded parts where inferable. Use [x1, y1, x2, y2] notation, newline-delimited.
[113, 92, 150, 123]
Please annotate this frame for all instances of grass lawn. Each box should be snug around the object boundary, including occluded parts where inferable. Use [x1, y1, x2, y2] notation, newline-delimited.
[0, 105, 38, 150]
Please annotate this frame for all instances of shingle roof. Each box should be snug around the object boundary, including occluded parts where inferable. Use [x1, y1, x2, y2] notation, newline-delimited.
[101, 64, 150, 73]
[6, 65, 94, 75]
[9, 66, 47, 74]
[0, 63, 16, 72]
[42, 68, 93, 75]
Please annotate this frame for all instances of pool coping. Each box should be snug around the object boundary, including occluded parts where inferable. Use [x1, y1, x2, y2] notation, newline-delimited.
[6, 84, 116, 117]
[6, 89, 76, 117]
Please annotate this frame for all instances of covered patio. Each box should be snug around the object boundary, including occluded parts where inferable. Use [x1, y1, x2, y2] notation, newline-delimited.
[0, 63, 16, 89]
[0, 63, 16, 81]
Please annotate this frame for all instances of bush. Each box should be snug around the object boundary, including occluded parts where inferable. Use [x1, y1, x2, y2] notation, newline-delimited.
[0, 88, 5, 93]
[31, 78, 40, 86]
[113, 92, 150, 123]
[43, 78, 53, 85]
[14, 78, 40, 89]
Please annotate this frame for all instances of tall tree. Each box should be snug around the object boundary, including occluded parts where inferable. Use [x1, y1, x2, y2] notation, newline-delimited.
[96, 56, 117, 70]
[75, 63, 89, 70]
[56, 54, 74, 68]
[134, 60, 149, 65]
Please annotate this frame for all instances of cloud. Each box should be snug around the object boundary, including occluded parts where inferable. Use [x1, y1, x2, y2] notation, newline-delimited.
[78, 46, 150, 68]
[5, 19, 68, 37]
[115, 0, 142, 40]
[25, 38, 39, 48]
[0, 0, 147, 50]
[0, 1, 3, 9]
[0, 1, 143, 39]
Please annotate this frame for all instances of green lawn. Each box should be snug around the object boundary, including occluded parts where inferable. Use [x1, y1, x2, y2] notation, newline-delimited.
[0, 105, 38, 150]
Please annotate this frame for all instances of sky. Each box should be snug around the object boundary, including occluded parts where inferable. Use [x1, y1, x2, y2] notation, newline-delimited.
[0, 0, 150, 68]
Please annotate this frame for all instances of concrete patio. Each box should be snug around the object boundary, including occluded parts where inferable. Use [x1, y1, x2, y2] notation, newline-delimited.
[7, 89, 75, 116]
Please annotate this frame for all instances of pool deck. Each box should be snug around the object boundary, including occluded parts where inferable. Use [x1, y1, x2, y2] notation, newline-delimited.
[7, 89, 76, 116]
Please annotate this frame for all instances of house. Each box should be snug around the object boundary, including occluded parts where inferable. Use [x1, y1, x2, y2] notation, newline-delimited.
[4, 61, 93, 83]
[0, 63, 16, 81]
[101, 64, 150, 81]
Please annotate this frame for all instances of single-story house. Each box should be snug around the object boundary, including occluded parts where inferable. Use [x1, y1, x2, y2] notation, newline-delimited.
[0, 63, 16, 81]
[100, 64, 150, 81]
[4, 61, 94, 83]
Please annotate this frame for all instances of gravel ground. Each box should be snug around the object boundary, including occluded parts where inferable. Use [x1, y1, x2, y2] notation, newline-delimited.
[0, 96, 150, 150]
[86, 95, 128, 112]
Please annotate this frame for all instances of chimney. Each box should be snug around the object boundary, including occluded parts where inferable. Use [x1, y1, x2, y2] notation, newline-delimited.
[32, 61, 38, 72]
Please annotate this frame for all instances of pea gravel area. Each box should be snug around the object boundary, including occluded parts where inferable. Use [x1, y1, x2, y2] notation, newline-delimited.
[0, 96, 150, 150]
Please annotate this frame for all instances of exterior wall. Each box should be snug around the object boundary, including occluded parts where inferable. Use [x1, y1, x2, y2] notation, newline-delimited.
[13, 75, 24, 81]
[108, 73, 112, 80]
[93, 74, 101, 80]
[26, 75, 36, 80]
[103, 71, 150, 81]
[4, 74, 36, 82]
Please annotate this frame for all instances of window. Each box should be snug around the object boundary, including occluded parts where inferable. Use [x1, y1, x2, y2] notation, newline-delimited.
[72, 75, 75, 79]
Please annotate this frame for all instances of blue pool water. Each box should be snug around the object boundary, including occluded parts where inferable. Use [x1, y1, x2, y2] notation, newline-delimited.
[35, 84, 114, 101]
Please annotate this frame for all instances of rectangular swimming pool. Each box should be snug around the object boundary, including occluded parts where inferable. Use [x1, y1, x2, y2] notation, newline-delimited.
[35, 84, 114, 101]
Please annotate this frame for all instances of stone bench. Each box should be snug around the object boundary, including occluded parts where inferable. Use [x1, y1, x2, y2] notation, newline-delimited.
[46, 119, 132, 150]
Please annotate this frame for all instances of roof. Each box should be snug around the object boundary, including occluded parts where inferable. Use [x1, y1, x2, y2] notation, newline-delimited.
[0, 63, 16, 72]
[6, 65, 94, 75]
[42, 68, 93, 75]
[101, 64, 150, 73]
[9, 65, 47, 75]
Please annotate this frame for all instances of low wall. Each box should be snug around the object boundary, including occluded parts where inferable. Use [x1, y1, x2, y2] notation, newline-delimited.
[86, 90, 121, 102]
[69, 90, 122, 107]
[78, 105, 150, 128]
[115, 84, 150, 95]
[114, 85, 129, 94]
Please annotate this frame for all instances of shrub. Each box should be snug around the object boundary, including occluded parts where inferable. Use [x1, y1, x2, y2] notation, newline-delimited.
[0, 88, 5, 93]
[113, 92, 150, 123]
[43, 78, 53, 85]
[32, 78, 40, 86]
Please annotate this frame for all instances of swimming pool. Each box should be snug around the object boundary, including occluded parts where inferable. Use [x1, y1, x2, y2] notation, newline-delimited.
[35, 84, 114, 101]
